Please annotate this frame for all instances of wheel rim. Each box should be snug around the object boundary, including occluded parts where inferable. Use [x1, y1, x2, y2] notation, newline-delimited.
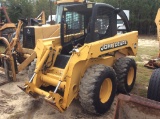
[127, 67, 134, 86]
[99, 78, 112, 103]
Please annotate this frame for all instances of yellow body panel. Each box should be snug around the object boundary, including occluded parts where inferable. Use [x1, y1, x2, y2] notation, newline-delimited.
[155, 8, 160, 56]
[23, 30, 138, 111]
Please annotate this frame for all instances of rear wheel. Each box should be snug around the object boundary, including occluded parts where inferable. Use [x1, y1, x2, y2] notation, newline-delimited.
[147, 68, 160, 101]
[28, 59, 37, 79]
[113, 57, 136, 93]
[79, 64, 117, 114]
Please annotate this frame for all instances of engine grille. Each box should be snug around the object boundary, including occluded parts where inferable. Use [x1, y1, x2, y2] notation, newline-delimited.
[23, 27, 35, 49]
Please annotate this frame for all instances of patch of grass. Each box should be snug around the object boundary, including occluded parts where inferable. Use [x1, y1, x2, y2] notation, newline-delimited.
[138, 88, 148, 97]
[131, 63, 152, 97]
[132, 40, 158, 97]
[139, 46, 158, 57]
[135, 46, 159, 62]
[136, 63, 153, 84]
[135, 42, 158, 86]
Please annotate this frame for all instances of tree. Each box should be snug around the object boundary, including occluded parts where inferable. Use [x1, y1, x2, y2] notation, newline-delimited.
[20, 0, 34, 18]
[4, 0, 160, 34]
[33, 0, 56, 20]
[91, 0, 160, 34]
[6, 0, 34, 23]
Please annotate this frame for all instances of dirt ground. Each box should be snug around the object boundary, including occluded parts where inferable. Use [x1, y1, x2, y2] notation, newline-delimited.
[0, 69, 116, 119]
[0, 36, 159, 119]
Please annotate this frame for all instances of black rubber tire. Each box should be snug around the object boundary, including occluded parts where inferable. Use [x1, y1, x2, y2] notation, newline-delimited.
[147, 68, 160, 101]
[2, 28, 16, 42]
[28, 59, 37, 79]
[113, 57, 137, 93]
[79, 64, 117, 115]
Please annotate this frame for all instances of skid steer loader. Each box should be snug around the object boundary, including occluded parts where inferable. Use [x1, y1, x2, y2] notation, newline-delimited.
[18, 0, 138, 114]
[0, 5, 16, 41]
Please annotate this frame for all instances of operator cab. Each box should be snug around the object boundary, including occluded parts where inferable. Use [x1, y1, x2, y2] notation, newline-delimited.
[57, 2, 119, 55]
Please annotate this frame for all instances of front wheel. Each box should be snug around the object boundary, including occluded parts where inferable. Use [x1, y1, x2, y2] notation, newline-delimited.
[147, 68, 160, 101]
[79, 64, 117, 114]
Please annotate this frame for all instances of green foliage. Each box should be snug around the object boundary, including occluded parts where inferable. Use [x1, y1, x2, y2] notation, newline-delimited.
[91, 0, 160, 34]
[6, 0, 33, 23]
[5, 0, 20, 23]
[5, 0, 56, 23]
[3, 0, 160, 34]
[33, 0, 56, 20]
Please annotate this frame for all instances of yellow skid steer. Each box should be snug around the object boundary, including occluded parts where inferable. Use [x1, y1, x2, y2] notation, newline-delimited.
[19, 0, 138, 115]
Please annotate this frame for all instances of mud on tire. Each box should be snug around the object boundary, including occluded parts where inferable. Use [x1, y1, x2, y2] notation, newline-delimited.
[147, 68, 160, 101]
[113, 57, 136, 93]
[79, 64, 117, 115]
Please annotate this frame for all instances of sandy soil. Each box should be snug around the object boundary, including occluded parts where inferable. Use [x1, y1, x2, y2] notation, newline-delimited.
[0, 69, 116, 119]
[0, 67, 116, 119]
[0, 36, 159, 119]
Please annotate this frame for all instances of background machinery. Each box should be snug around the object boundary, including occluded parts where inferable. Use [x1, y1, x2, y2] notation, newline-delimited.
[0, 4, 16, 41]
[18, 0, 138, 115]
[147, 9, 160, 101]
[114, 8, 160, 119]
[0, 4, 16, 54]
[0, 9, 58, 84]
[143, 8, 160, 102]
[144, 8, 160, 69]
